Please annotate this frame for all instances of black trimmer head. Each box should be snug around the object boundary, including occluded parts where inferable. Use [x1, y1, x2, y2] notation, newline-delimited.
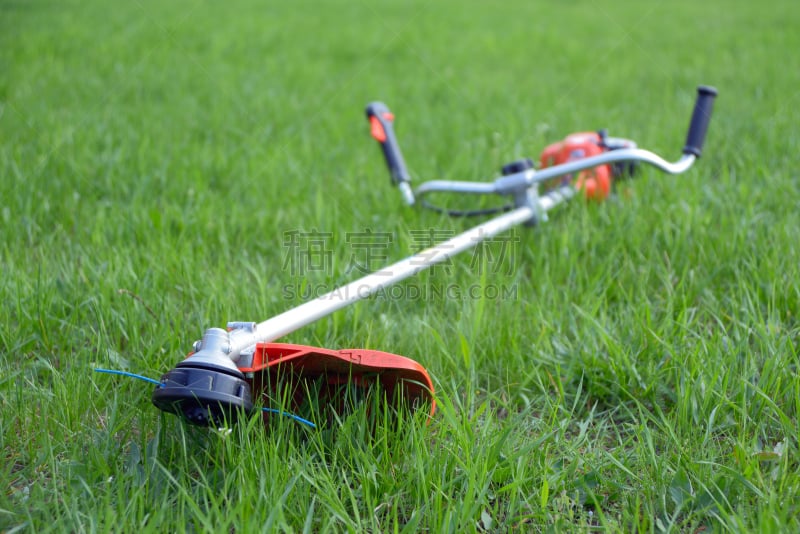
[152, 361, 254, 427]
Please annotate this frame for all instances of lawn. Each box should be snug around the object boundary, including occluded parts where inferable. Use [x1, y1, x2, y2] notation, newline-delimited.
[1, 0, 799, 531]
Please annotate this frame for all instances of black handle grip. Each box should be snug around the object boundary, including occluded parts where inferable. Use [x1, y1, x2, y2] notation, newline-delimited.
[683, 85, 718, 157]
[366, 102, 411, 186]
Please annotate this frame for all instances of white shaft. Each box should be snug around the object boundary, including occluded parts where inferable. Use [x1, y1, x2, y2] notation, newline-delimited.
[228, 186, 575, 356]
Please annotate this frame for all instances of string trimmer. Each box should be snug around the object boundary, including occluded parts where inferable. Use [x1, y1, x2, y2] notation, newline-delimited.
[100, 86, 716, 428]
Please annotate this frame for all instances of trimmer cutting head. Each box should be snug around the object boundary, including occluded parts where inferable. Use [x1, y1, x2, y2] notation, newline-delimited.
[152, 327, 255, 426]
[152, 362, 254, 426]
[151, 327, 435, 428]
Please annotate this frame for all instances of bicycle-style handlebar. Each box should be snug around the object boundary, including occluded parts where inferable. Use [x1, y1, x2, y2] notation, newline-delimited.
[368, 86, 717, 209]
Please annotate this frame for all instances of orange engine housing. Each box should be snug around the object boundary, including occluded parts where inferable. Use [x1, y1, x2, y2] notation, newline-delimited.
[539, 132, 611, 200]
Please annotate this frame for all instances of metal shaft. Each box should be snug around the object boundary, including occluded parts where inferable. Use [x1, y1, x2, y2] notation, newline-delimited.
[227, 185, 576, 357]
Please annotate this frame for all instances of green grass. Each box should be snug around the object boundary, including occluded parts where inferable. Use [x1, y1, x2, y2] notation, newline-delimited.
[2, 0, 799, 531]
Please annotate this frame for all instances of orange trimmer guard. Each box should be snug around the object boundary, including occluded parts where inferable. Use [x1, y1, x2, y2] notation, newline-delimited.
[238, 343, 436, 420]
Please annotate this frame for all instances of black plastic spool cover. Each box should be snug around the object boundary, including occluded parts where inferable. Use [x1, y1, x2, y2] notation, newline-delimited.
[152, 362, 254, 427]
